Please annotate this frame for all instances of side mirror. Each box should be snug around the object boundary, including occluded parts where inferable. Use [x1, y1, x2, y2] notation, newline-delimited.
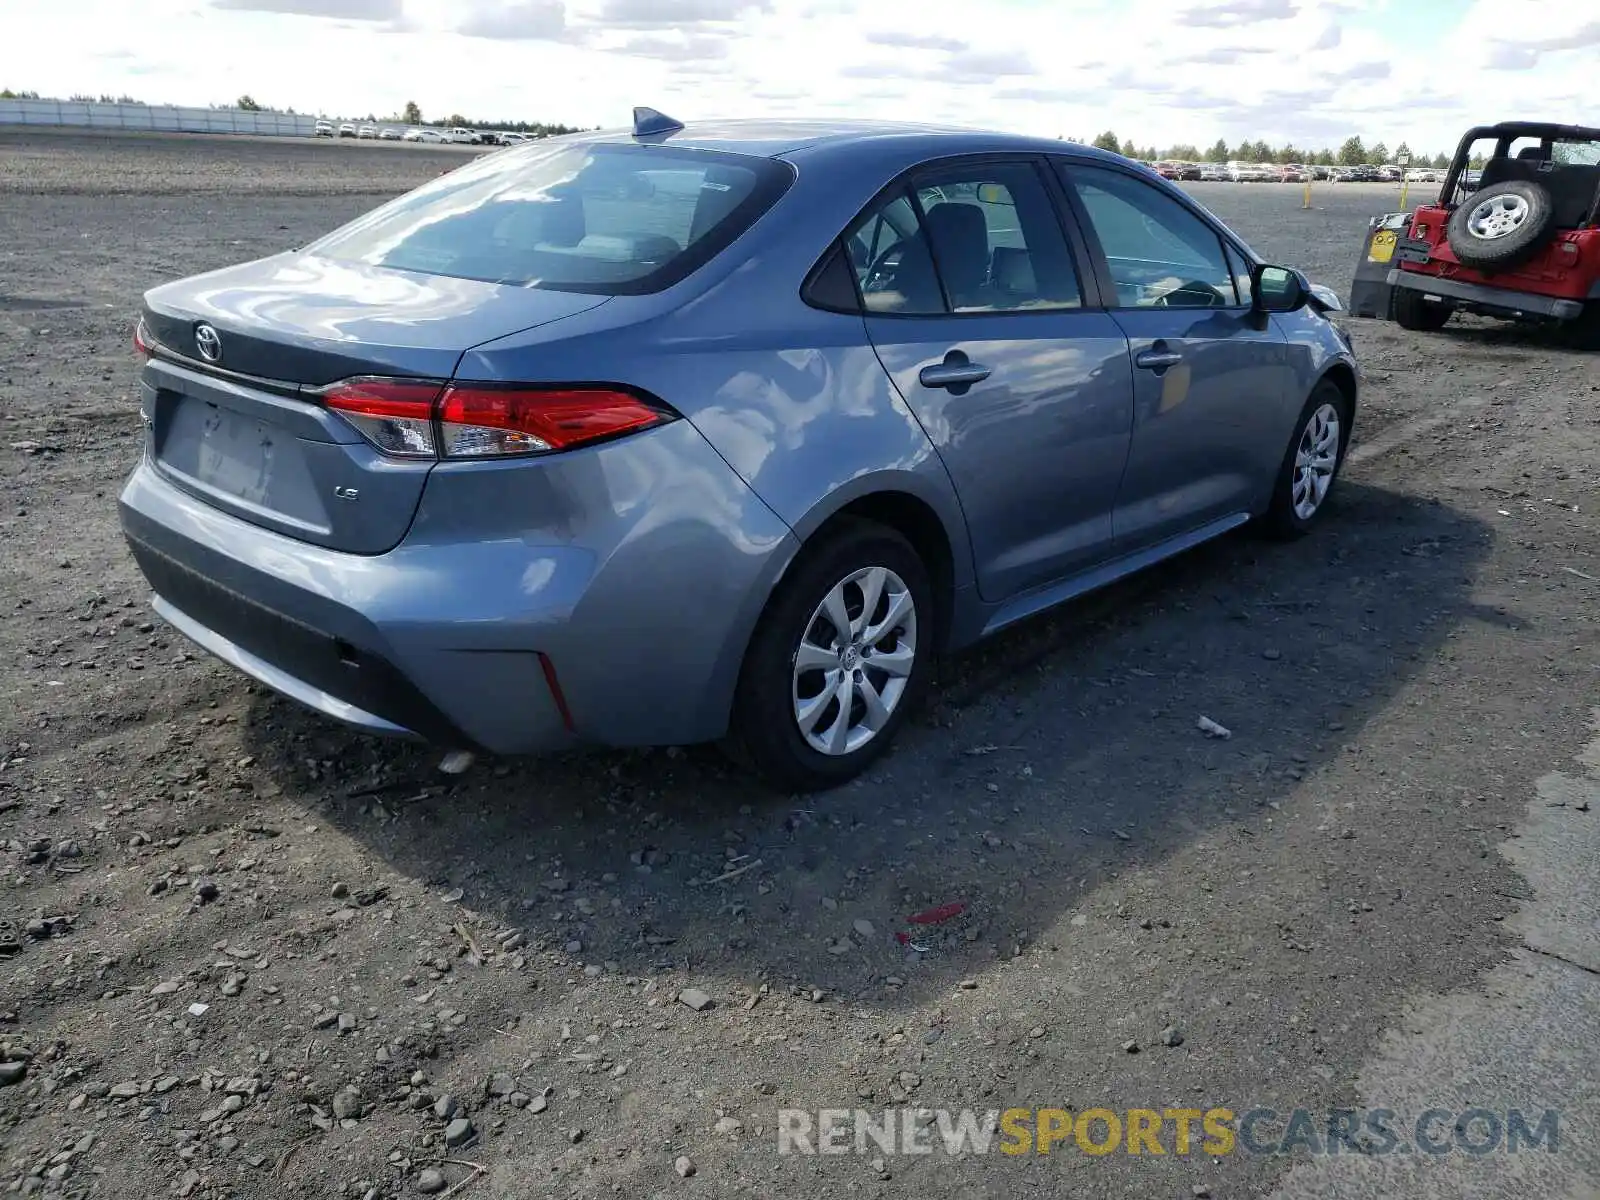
[1251, 264, 1307, 314]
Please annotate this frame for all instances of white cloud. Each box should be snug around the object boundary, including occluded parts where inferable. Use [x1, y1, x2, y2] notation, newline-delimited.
[456, 1, 567, 40]
[0, 0, 1592, 157]
[1174, 0, 1299, 27]
[595, 0, 773, 26]
[211, 0, 402, 16]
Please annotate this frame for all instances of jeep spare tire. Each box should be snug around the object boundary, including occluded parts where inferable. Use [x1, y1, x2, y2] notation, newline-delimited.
[1446, 180, 1556, 270]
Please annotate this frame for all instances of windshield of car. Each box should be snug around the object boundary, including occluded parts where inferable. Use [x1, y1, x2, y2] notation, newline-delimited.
[308, 142, 792, 294]
[1550, 139, 1600, 166]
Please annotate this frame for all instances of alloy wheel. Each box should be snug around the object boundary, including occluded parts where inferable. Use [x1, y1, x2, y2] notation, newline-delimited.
[1292, 402, 1342, 520]
[791, 565, 918, 756]
[1467, 193, 1530, 240]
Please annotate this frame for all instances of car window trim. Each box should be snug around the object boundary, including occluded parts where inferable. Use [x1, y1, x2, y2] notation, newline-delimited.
[1050, 156, 1252, 313]
[803, 152, 1111, 318]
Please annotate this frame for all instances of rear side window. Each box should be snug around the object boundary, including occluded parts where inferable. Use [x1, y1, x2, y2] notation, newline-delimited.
[844, 194, 943, 314]
[842, 160, 1082, 315]
[308, 142, 792, 294]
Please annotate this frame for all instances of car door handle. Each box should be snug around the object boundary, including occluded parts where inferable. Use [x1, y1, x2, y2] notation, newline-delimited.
[1134, 349, 1183, 371]
[919, 359, 992, 389]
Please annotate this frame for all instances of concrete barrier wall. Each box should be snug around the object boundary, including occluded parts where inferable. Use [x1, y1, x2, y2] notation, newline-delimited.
[0, 99, 317, 137]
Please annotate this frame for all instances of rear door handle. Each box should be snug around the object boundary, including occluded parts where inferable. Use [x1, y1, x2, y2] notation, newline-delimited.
[919, 359, 992, 389]
[1134, 348, 1183, 372]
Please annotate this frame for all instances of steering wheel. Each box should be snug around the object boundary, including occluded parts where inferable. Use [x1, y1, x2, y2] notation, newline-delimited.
[1153, 280, 1229, 308]
[861, 237, 912, 295]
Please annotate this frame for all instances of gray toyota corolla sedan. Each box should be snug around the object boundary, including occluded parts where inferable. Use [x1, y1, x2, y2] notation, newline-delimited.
[120, 109, 1358, 792]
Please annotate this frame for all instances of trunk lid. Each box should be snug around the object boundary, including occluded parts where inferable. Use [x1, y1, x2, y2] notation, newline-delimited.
[140, 252, 608, 554]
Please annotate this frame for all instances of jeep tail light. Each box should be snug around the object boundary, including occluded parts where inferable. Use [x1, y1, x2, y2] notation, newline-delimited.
[322, 377, 444, 458]
[1557, 240, 1579, 263]
[320, 378, 673, 460]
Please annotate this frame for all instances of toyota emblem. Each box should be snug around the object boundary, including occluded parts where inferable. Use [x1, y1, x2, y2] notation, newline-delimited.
[194, 323, 223, 364]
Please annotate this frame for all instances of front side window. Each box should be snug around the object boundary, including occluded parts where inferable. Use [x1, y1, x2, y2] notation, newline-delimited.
[843, 161, 1083, 315]
[1222, 241, 1252, 306]
[1059, 162, 1238, 308]
[308, 142, 791, 294]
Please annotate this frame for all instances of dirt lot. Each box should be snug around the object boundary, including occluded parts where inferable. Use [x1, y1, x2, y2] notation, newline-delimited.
[1, 128, 1597, 1199]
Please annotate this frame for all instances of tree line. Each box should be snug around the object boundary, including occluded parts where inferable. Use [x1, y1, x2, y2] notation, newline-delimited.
[243, 96, 587, 136]
[0, 88, 586, 136]
[1085, 130, 1463, 168]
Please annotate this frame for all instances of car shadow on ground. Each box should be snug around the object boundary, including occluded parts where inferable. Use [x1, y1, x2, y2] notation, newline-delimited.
[1427, 316, 1592, 354]
[240, 480, 1498, 1013]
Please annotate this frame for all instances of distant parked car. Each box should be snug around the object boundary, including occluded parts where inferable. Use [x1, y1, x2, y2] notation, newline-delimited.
[1225, 161, 1274, 182]
[122, 112, 1357, 791]
[314, 120, 334, 138]
[499, 132, 529, 145]
[379, 127, 400, 141]
[1278, 164, 1312, 182]
[357, 126, 378, 140]
[338, 123, 357, 138]
[1199, 163, 1228, 182]
[445, 127, 477, 144]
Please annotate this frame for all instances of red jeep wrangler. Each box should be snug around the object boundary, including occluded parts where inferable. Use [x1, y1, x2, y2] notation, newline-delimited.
[1385, 121, 1600, 342]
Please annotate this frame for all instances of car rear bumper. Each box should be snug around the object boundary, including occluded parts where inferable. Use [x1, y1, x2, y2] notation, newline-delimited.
[1388, 268, 1585, 320]
[118, 419, 799, 756]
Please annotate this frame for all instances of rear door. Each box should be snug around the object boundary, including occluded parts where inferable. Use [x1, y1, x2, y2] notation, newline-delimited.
[1052, 159, 1295, 549]
[850, 157, 1135, 603]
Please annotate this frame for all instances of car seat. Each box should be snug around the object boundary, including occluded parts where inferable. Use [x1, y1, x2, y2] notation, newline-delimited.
[922, 202, 995, 310]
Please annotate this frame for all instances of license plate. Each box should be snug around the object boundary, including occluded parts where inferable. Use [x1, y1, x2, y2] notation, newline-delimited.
[159, 396, 280, 506]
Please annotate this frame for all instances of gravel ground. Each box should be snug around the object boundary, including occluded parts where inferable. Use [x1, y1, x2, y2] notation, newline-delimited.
[1, 128, 1597, 1200]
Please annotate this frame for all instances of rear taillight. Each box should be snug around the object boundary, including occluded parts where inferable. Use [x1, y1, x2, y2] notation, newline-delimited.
[438, 386, 668, 457]
[322, 377, 444, 458]
[320, 378, 673, 460]
[133, 320, 151, 361]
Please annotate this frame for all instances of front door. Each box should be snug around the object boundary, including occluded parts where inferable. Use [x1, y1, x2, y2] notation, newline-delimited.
[1054, 160, 1296, 549]
[849, 158, 1135, 603]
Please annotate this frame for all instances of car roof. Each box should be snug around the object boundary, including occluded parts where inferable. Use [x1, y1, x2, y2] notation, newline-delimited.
[564, 117, 1127, 165]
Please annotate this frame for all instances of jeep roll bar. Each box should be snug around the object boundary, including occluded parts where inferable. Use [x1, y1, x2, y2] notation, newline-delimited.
[1439, 121, 1600, 226]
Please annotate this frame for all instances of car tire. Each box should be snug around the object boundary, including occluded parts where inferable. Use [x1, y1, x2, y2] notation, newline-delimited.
[1393, 285, 1454, 332]
[730, 521, 934, 793]
[1260, 380, 1353, 539]
[1445, 180, 1556, 270]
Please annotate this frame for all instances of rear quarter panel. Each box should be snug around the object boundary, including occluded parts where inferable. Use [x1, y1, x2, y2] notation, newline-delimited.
[454, 151, 978, 592]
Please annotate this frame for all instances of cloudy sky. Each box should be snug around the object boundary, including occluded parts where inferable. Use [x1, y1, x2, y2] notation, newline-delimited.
[3, 0, 1595, 154]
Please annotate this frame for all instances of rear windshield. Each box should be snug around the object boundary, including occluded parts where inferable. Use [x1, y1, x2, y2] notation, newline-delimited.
[308, 141, 792, 294]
